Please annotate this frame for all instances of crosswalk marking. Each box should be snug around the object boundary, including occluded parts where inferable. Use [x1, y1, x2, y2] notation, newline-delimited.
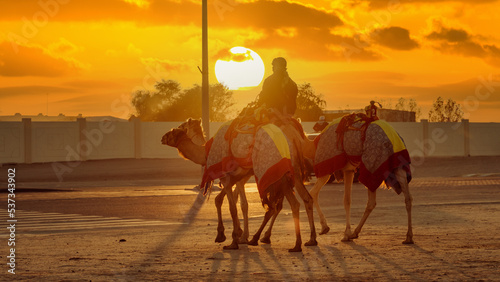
[462, 173, 500, 177]
[1, 209, 185, 235]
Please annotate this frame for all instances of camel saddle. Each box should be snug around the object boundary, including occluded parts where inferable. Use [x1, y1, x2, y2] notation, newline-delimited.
[335, 113, 378, 152]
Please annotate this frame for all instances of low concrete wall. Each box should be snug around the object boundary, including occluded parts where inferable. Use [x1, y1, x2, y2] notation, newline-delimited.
[0, 121, 24, 163]
[31, 121, 79, 163]
[1, 118, 499, 164]
[386, 122, 423, 158]
[141, 121, 186, 159]
[85, 121, 135, 160]
[469, 123, 500, 156]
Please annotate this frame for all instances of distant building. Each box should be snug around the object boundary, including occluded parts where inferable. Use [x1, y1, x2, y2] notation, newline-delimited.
[0, 113, 128, 122]
[323, 109, 416, 122]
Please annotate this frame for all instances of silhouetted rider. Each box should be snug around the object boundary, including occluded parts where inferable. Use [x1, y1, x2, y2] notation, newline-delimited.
[257, 57, 298, 116]
[365, 100, 382, 119]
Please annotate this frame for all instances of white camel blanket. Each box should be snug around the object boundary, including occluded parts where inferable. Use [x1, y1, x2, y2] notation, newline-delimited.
[314, 116, 411, 192]
[201, 122, 294, 198]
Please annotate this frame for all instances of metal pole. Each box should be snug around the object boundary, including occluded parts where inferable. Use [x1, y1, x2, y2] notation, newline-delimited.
[201, 0, 210, 139]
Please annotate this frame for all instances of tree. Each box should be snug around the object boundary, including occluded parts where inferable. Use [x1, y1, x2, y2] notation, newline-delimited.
[428, 96, 464, 122]
[131, 80, 235, 122]
[294, 83, 326, 121]
[395, 97, 422, 120]
[131, 79, 181, 121]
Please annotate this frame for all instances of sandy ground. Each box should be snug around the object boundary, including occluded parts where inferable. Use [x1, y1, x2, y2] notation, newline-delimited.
[1, 156, 500, 281]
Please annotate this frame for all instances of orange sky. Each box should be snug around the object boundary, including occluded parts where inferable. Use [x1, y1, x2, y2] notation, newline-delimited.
[1, 0, 499, 122]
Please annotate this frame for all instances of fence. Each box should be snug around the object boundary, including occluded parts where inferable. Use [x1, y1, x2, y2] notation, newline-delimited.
[1, 118, 499, 164]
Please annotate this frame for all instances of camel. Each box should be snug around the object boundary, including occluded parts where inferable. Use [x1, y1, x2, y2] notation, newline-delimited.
[175, 119, 291, 245]
[162, 122, 314, 252]
[177, 114, 414, 245]
[302, 114, 414, 244]
[177, 119, 251, 244]
[177, 117, 319, 247]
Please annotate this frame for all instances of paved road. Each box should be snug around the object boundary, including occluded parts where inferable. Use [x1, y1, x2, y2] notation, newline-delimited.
[3, 175, 499, 234]
[1, 157, 499, 280]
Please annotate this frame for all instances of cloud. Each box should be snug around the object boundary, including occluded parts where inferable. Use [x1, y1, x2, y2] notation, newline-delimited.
[0, 0, 343, 29]
[214, 47, 258, 63]
[309, 71, 407, 83]
[123, 0, 150, 9]
[54, 94, 103, 104]
[250, 26, 383, 62]
[426, 28, 469, 42]
[62, 80, 121, 89]
[48, 38, 81, 55]
[51, 94, 117, 115]
[337, 75, 500, 102]
[1, 1, 355, 61]
[424, 20, 500, 67]
[0, 85, 79, 98]
[315, 74, 500, 121]
[140, 57, 195, 73]
[214, 1, 343, 29]
[0, 41, 82, 77]
[371, 26, 419, 50]
[2, 1, 418, 62]
[358, 0, 499, 9]
[212, 1, 358, 61]
[127, 43, 143, 56]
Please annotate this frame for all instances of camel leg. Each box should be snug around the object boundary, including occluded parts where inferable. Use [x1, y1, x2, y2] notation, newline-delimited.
[309, 175, 331, 235]
[349, 188, 376, 240]
[221, 179, 241, 250]
[260, 196, 283, 244]
[341, 170, 355, 242]
[284, 184, 302, 252]
[214, 188, 227, 243]
[396, 168, 414, 244]
[294, 178, 318, 246]
[248, 204, 276, 246]
[233, 177, 251, 244]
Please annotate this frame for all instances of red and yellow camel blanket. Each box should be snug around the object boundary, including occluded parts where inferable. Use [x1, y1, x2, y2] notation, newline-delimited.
[201, 122, 293, 198]
[314, 115, 411, 192]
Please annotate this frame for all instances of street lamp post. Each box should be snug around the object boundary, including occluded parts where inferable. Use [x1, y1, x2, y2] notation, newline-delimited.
[202, 0, 210, 139]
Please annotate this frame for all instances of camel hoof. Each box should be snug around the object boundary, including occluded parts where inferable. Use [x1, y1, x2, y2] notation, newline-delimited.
[215, 233, 226, 243]
[341, 235, 353, 242]
[236, 228, 243, 238]
[349, 233, 359, 240]
[402, 239, 414, 245]
[248, 238, 259, 246]
[305, 239, 318, 246]
[260, 237, 271, 244]
[288, 246, 302, 252]
[319, 226, 330, 235]
[238, 238, 249, 244]
[223, 243, 239, 250]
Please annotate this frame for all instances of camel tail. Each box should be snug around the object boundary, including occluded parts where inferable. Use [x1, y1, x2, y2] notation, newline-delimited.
[292, 138, 308, 182]
[203, 181, 214, 201]
[383, 166, 411, 195]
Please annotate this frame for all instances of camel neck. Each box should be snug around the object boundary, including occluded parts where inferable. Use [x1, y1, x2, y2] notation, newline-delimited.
[280, 120, 316, 160]
[176, 138, 207, 166]
[303, 137, 316, 160]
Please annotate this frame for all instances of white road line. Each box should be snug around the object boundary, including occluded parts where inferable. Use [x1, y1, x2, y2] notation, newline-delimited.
[1, 209, 184, 234]
[462, 173, 500, 177]
[22, 221, 184, 231]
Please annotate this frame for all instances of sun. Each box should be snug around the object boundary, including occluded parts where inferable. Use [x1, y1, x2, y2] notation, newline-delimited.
[214, 47, 265, 90]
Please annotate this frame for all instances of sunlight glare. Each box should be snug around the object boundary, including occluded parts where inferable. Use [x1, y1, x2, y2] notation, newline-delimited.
[215, 47, 265, 90]
[123, 0, 150, 8]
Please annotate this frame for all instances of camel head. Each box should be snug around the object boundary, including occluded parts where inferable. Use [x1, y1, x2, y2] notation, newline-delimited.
[161, 128, 188, 148]
[161, 125, 207, 166]
[178, 118, 206, 145]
